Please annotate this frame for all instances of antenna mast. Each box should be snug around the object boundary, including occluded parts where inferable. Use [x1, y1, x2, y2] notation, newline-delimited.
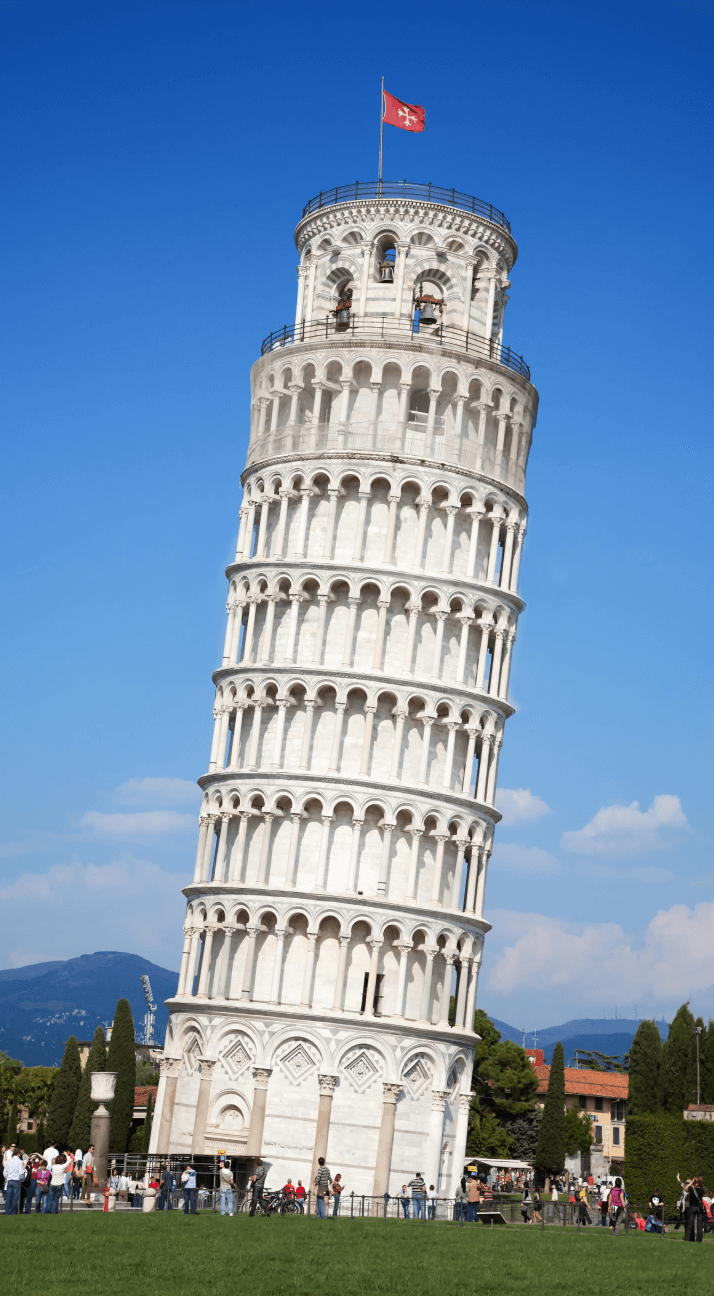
[140, 974, 157, 1046]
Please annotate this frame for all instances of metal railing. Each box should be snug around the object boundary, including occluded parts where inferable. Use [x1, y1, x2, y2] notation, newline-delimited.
[301, 181, 510, 232]
[260, 316, 530, 381]
[246, 418, 525, 490]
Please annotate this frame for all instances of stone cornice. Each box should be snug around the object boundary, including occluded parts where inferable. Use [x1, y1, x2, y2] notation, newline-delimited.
[195, 766, 502, 827]
[164, 994, 480, 1049]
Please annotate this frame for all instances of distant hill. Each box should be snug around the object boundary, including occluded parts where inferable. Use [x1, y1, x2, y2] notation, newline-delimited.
[0, 952, 178, 1066]
[490, 1015, 669, 1064]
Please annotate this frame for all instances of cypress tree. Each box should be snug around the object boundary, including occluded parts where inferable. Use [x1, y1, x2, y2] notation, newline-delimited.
[628, 1019, 663, 1114]
[69, 1026, 107, 1151]
[534, 1041, 565, 1185]
[107, 999, 136, 1152]
[36, 1117, 46, 1151]
[143, 1092, 154, 1153]
[662, 1003, 697, 1113]
[46, 1036, 82, 1148]
[700, 1020, 714, 1105]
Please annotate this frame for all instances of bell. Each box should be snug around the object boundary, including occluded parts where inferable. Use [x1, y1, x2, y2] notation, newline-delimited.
[336, 306, 351, 325]
[419, 299, 438, 326]
[379, 260, 395, 283]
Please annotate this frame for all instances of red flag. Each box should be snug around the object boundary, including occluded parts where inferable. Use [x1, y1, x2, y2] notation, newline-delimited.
[383, 90, 425, 133]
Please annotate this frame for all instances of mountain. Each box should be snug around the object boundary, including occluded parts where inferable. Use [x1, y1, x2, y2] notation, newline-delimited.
[490, 1015, 669, 1064]
[0, 952, 179, 1066]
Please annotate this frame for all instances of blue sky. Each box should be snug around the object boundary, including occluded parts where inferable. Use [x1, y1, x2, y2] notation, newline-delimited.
[1, 0, 712, 1027]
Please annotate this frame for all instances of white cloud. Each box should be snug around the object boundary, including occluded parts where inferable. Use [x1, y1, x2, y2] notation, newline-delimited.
[0, 839, 48, 859]
[561, 794, 690, 857]
[0, 857, 188, 969]
[114, 778, 200, 807]
[496, 788, 552, 825]
[79, 811, 195, 836]
[484, 900, 714, 1006]
[492, 843, 561, 874]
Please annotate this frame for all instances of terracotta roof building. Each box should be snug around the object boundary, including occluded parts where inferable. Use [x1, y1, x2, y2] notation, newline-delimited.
[534, 1066, 628, 1166]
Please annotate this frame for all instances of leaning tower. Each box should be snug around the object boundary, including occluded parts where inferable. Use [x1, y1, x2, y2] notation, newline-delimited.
[151, 179, 538, 1198]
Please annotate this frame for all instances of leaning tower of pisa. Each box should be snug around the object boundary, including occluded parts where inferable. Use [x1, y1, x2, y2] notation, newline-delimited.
[150, 180, 538, 1198]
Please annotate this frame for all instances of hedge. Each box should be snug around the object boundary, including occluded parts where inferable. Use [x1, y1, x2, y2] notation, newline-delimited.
[624, 1114, 714, 1206]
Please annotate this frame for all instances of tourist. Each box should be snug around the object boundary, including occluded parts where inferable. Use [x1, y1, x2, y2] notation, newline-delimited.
[532, 1187, 542, 1224]
[3, 1146, 25, 1215]
[157, 1164, 173, 1211]
[248, 1158, 266, 1216]
[454, 1177, 466, 1222]
[42, 1140, 59, 1168]
[521, 1184, 532, 1224]
[401, 1184, 411, 1219]
[408, 1171, 426, 1220]
[599, 1180, 609, 1226]
[648, 1189, 663, 1224]
[466, 1174, 481, 1223]
[81, 1146, 96, 1203]
[74, 1147, 83, 1172]
[219, 1162, 235, 1216]
[331, 1172, 344, 1215]
[685, 1176, 706, 1243]
[295, 1180, 306, 1213]
[181, 1164, 197, 1214]
[313, 1156, 332, 1218]
[23, 1155, 41, 1213]
[645, 1212, 664, 1233]
[427, 1184, 438, 1220]
[551, 1183, 559, 1203]
[675, 1171, 692, 1231]
[608, 1178, 626, 1235]
[577, 1187, 591, 1227]
[48, 1153, 68, 1213]
[71, 1158, 82, 1199]
[64, 1150, 75, 1199]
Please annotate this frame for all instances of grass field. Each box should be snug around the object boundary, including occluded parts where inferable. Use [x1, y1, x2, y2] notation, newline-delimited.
[2, 1213, 711, 1296]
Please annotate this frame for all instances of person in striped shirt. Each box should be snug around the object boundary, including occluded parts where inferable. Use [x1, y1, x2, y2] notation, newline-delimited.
[313, 1157, 332, 1218]
[408, 1173, 426, 1219]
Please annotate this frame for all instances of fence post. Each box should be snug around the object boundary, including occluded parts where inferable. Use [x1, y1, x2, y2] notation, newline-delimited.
[383, 1196, 387, 1221]
[307, 1189, 311, 1216]
[350, 1191, 354, 1220]
[662, 1203, 665, 1240]
[361, 1194, 365, 1217]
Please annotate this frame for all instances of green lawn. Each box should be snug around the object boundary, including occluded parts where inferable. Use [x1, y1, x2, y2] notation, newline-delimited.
[2, 1213, 711, 1296]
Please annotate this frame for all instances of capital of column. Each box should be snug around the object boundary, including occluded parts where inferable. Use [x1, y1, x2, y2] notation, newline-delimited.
[317, 1073, 339, 1096]
[159, 1056, 182, 1079]
[431, 1088, 450, 1112]
[252, 1066, 273, 1090]
[382, 1082, 403, 1105]
[198, 1057, 217, 1078]
[458, 1092, 473, 1114]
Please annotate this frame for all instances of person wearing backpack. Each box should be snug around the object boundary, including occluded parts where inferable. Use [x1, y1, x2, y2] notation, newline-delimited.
[685, 1176, 706, 1243]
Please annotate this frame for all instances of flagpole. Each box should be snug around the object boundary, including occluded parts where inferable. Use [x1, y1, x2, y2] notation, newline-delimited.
[378, 76, 384, 193]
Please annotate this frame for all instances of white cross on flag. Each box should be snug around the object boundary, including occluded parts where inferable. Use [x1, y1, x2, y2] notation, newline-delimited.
[383, 89, 425, 133]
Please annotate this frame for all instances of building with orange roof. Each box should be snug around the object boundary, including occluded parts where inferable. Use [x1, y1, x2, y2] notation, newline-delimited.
[534, 1064, 628, 1173]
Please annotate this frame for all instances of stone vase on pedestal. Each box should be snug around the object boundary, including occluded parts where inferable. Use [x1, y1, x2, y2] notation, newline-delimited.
[90, 1071, 117, 1196]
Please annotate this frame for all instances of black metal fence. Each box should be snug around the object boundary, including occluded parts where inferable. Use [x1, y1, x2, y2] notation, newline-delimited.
[301, 182, 510, 232]
[260, 316, 530, 380]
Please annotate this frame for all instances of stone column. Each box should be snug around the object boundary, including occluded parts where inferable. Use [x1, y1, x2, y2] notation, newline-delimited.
[295, 263, 308, 325]
[392, 942, 412, 1019]
[425, 388, 441, 456]
[357, 242, 374, 317]
[217, 925, 237, 999]
[486, 515, 502, 583]
[300, 932, 318, 1007]
[363, 939, 381, 1016]
[464, 848, 480, 914]
[328, 701, 346, 773]
[153, 1056, 181, 1156]
[456, 616, 473, 684]
[332, 935, 350, 1010]
[184, 927, 202, 997]
[310, 1074, 339, 1189]
[383, 493, 400, 564]
[454, 956, 471, 1026]
[294, 488, 313, 557]
[437, 952, 455, 1027]
[190, 1058, 217, 1155]
[299, 699, 318, 770]
[269, 926, 288, 1005]
[229, 704, 247, 767]
[245, 1067, 272, 1157]
[176, 926, 192, 995]
[499, 630, 516, 700]
[200, 814, 218, 882]
[371, 1083, 403, 1197]
[283, 593, 303, 661]
[448, 838, 468, 909]
[372, 598, 390, 670]
[214, 813, 231, 882]
[240, 925, 259, 1000]
[312, 595, 331, 663]
[368, 381, 382, 446]
[255, 493, 272, 557]
[351, 491, 370, 561]
[402, 602, 420, 674]
[396, 380, 411, 448]
[461, 727, 478, 795]
[430, 611, 447, 679]
[405, 828, 423, 901]
[483, 273, 497, 340]
[486, 738, 502, 804]
[466, 508, 484, 579]
[442, 720, 459, 788]
[229, 601, 246, 663]
[425, 1089, 449, 1192]
[345, 817, 364, 892]
[489, 630, 506, 697]
[271, 699, 288, 767]
[475, 853, 489, 917]
[242, 595, 259, 663]
[429, 833, 448, 905]
[196, 925, 218, 998]
[440, 505, 458, 573]
[475, 736, 491, 803]
[418, 716, 434, 786]
[475, 618, 493, 690]
[450, 1093, 473, 1195]
[228, 810, 249, 882]
[286, 812, 303, 886]
[256, 812, 276, 884]
[392, 240, 409, 317]
[419, 946, 438, 1023]
[460, 258, 476, 331]
[191, 822, 207, 893]
[360, 704, 376, 775]
[315, 815, 334, 890]
[465, 954, 481, 1026]
[389, 707, 407, 780]
[510, 523, 526, 592]
[412, 497, 430, 569]
[341, 597, 360, 667]
[273, 488, 291, 558]
[500, 523, 516, 588]
[304, 258, 317, 322]
[376, 820, 395, 895]
[245, 700, 264, 769]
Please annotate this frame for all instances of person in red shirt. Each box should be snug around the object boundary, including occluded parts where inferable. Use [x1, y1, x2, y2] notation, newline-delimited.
[295, 1180, 306, 1213]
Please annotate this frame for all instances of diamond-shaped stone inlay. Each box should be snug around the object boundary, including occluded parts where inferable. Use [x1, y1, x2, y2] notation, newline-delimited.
[344, 1049, 379, 1093]
[279, 1042, 318, 1085]
[182, 1036, 201, 1075]
[221, 1037, 252, 1079]
[403, 1055, 433, 1098]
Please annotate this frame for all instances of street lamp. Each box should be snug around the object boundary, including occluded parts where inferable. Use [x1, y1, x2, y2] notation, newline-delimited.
[695, 1028, 702, 1105]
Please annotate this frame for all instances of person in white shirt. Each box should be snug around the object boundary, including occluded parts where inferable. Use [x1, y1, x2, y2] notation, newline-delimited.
[47, 1154, 68, 1213]
[43, 1145, 59, 1167]
[80, 1146, 96, 1203]
[74, 1148, 83, 1169]
[3, 1152, 25, 1215]
[427, 1185, 438, 1220]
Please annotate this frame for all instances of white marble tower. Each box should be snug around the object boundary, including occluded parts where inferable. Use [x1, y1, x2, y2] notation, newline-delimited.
[150, 180, 538, 1197]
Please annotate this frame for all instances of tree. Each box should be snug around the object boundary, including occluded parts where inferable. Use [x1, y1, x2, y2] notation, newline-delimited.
[46, 1036, 82, 1148]
[506, 1107, 542, 1161]
[628, 1019, 663, 1115]
[107, 999, 136, 1152]
[535, 1041, 565, 1184]
[69, 1026, 107, 1150]
[17, 1066, 57, 1127]
[467, 1011, 539, 1159]
[466, 1110, 513, 1158]
[574, 1050, 627, 1073]
[700, 1019, 714, 1105]
[662, 1003, 697, 1113]
[144, 1092, 153, 1153]
[564, 1105, 594, 1157]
